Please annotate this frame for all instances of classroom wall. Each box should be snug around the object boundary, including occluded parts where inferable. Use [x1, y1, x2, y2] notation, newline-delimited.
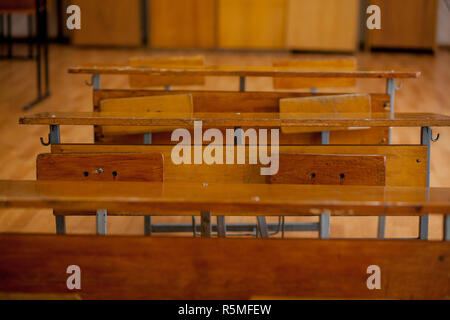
[2, 0, 449, 49]
[437, 0, 450, 46]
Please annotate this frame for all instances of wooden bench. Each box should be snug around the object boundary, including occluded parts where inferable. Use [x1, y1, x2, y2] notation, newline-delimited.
[0, 233, 448, 299]
[37, 151, 388, 237]
[92, 90, 389, 145]
[42, 144, 423, 237]
[20, 111, 449, 238]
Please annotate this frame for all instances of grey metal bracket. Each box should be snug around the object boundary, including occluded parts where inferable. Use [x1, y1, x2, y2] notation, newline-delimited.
[321, 131, 330, 145]
[85, 74, 100, 89]
[96, 209, 107, 235]
[319, 213, 330, 239]
[40, 124, 60, 146]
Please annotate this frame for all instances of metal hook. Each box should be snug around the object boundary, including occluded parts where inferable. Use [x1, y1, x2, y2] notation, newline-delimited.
[395, 81, 402, 90]
[40, 134, 51, 146]
[431, 132, 440, 142]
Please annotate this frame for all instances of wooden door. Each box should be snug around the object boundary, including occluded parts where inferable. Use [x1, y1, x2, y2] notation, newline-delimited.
[366, 0, 438, 50]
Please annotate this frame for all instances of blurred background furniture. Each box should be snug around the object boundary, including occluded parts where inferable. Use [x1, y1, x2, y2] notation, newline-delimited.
[0, 0, 50, 110]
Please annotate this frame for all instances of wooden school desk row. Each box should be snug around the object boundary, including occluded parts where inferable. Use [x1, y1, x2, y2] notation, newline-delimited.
[1, 57, 449, 300]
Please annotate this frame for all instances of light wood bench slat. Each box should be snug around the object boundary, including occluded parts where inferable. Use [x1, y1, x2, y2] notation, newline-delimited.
[0, 234, 447, 299]
[0, 180, 448, 215]
[19, 112, 450, 127]
[68, 65, 420, 78]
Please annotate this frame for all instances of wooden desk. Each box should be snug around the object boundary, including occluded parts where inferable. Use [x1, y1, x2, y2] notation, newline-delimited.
[1, 180, 449, 217]
[68, 64, 420, 144]
[19, 112, 450, 128]
[68, 65, 421, 79]
[0, 234, 448, 299]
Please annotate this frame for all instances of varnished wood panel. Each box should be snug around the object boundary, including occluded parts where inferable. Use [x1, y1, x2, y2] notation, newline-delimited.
[68, 65, 421, 78]
[367, 0, 438, 51]
[51, 145, 427, 187]
[270, 154, 386, 186]
[100, 94, 193, 135]
[129, 56, 205, 87]
[70, 0, 142, 46]
[286, 0, 359, 52]
[149, 0, 215, 48]
[19, 112, 450, 128]
[280, 94, 371, 133]
[0, 180, 448, 215]
[0, 235, 448, 299]
[273, 58, 356, 89]
[218, 0, 286, 49]
[93, 90, 389, 145]
[93, 90, 390, 113]
[37, 153, 164, 182]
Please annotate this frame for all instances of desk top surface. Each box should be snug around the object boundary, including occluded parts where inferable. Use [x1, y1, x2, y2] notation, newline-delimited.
[0, 180, 449, 215]
[19, 112, 450, 127]
[68, 65, 421, 79]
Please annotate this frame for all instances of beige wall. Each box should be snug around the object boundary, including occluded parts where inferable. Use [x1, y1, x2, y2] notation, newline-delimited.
[437, 0, 450, 46]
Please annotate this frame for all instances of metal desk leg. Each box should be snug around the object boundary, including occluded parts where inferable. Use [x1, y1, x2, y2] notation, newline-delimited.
[378, 78, 401, 238]
[256, 216, 269, 238]
[419, 126, 439, 240]
[143, 132, 152, 235]
[217, 216, 226, 237]
[320, 131, 330, 237]
[201, 211, 212, 238]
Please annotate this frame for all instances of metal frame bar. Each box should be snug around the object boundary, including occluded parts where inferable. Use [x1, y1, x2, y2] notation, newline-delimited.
[217, 216, 226, 237]
[445, 215, 449, 241]
[92, 74, 100, 90]
[321, 131, 330, 144]
[139, 222, 319, 233]
[319, 213, 330, 239]
[96, 209, 107, 235]
[377, 78, 400, 238]
[200, 211, 212, 237]
[256, 216, 269, 238]
[239, 76, 246, 92]
[143, 132, 152, 235]
[419, 126, 432, 240]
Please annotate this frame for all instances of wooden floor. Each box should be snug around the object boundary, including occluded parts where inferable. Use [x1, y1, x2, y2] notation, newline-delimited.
[0, 45, 449, 239]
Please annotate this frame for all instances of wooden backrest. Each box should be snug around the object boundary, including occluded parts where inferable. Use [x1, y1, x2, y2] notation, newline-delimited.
[1, 235, 448, 299]
[52, 144, 427, 187]
[128, 56, 205, 87]
[279, 93, 371, 134]
[37, 153, 164, 182]
[269, 154, 386, 186]
[94, 90, 389, 145]
[273, 58, 357, 89]
[99, 94, 193, 135]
